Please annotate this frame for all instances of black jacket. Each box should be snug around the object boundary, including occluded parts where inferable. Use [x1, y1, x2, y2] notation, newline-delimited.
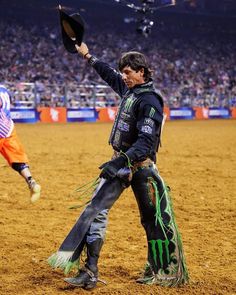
[89, 57, 164, 163]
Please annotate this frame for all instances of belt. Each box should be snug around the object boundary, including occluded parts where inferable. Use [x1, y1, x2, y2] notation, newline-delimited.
[112, 151, 154, 172]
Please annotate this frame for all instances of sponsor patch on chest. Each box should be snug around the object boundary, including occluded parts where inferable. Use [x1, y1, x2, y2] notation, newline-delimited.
[118, 120, 130, 132]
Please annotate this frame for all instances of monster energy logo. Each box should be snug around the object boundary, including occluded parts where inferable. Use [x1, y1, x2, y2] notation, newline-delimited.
[149, 107, 155, 118]
[149, 239, 170, 268]
[124, 95, 134, 112]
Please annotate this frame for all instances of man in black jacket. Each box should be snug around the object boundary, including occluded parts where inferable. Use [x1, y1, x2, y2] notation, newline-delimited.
[48, 42, 189, 290]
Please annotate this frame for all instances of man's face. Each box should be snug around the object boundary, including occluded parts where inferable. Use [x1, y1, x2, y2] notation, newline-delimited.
[121, 66, 145, 88]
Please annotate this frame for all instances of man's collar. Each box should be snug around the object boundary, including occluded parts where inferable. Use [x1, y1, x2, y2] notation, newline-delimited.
[132, 79, 153, 90]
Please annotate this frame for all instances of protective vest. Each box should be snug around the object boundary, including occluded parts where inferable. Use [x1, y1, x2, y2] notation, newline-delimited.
[109, 81, 164, 155]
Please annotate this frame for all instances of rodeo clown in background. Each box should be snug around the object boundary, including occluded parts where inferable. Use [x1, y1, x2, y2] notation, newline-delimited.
[48, 7, 189, 290]
[0, 85, 41, 202]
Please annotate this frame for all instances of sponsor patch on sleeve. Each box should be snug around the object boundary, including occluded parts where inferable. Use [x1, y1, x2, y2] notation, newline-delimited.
[144, 118, 154, 127]
[141, 125, 153, 134]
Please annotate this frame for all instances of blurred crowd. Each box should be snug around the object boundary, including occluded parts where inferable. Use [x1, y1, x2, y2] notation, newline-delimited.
[0, 19, 235, 108]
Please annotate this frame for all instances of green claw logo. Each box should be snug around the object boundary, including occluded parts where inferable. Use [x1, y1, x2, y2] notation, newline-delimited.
[149, 239, 170, 268]
[124, 95, 134, 112]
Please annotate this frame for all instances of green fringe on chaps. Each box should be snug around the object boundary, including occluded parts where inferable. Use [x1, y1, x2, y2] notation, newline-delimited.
[149, 183, 188, 286]
[48, 251, 80, 275]
[132, 167, 189, 287]
[48, 177, 102, 275]
[48, 238, 88, 274]
[48, 177, 125, 275]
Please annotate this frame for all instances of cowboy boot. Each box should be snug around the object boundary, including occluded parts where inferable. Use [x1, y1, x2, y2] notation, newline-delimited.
[64, 238, 103, 290]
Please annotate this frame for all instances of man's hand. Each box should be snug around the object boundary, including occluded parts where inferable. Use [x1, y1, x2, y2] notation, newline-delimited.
[99, 156, 127, 181]
[75, 42, 91, 59]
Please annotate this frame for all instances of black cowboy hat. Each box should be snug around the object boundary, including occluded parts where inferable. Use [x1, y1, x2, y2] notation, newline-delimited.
[58, 5, 85, 54]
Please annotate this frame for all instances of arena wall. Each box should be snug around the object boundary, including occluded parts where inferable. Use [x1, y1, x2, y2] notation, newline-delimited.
[10, 107, 236, 123]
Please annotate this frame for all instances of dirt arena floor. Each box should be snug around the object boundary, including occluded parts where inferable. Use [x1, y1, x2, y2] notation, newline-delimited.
[0, 120, 235, 295]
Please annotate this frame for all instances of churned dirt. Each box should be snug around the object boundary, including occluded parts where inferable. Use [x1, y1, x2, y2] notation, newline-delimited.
[0, 120, 235, 295]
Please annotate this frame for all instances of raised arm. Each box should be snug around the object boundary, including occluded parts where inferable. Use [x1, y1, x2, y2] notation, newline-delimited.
[75, 43, 128, 97]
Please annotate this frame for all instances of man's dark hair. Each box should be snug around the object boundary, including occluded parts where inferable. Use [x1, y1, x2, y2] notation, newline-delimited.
[118, 51, 152, 81]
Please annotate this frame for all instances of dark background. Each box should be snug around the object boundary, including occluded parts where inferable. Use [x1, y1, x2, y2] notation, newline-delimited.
[1, 0, 236, 31]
